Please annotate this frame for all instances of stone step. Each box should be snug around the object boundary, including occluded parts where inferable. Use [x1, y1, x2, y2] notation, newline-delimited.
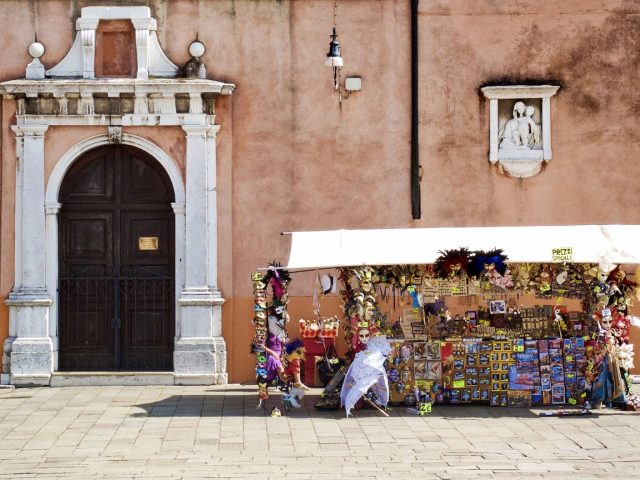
[50, 371, 174, 387]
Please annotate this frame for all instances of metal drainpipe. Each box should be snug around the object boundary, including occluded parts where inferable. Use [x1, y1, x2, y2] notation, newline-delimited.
[410, 0, 421, 219]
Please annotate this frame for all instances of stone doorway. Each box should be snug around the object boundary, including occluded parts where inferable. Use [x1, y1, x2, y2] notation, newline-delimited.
[58, 145, 175, 371]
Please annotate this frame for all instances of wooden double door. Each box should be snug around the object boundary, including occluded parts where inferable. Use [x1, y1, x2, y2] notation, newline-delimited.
[58, 145, 175, 371]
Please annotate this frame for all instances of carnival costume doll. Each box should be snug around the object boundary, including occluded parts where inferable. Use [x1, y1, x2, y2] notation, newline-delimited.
[263, 305, 288, 384]
[586, 308, 627, 408]
[283, 338, 309, 390]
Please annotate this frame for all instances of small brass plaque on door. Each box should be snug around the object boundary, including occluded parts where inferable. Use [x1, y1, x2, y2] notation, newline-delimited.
[138, 236, 159, 251]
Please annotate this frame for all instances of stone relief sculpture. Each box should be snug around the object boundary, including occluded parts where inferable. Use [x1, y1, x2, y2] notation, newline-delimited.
[499, 101, 541, 151]
[481, 85, 559, 179]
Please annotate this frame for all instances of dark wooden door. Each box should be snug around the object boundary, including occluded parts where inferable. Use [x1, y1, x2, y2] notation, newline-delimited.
[59, 145, 175, 371]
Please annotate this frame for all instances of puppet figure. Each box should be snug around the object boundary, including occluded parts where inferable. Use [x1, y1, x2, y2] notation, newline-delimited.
[587, 308, 626, 408]
[262, 307, 289, 385]
[284, 338, 309, 390]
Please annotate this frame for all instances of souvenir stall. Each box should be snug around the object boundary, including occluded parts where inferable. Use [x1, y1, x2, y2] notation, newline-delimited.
[253, 226, 640, 413]
[336, 259, 635, 410]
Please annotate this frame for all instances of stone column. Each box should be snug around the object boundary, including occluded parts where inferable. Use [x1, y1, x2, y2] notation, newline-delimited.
[5, 124, 53, 386]
[174, 124, 226, 385]
[171, 201, 186, 350]
[45, 203, 62, 371]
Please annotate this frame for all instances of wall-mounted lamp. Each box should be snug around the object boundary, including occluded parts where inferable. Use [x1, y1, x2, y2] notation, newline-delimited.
[325, 0, 344, 102]
[324, 1, 361, 105]
[325, 28, 343, 69]
[325, 0, 343, 87]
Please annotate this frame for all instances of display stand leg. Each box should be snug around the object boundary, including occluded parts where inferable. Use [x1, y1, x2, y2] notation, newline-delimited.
[361, 396, 389, 417]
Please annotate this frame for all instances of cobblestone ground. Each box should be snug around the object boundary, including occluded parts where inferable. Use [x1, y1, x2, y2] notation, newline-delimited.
[0, 384, 639, 479]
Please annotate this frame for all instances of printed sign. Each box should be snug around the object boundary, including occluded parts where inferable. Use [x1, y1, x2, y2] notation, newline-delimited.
[552, 247, 573, 263]
[418, 402, 432, 415]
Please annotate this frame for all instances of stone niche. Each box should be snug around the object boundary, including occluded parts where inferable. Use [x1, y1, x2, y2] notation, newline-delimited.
[481, 85, 559, 178]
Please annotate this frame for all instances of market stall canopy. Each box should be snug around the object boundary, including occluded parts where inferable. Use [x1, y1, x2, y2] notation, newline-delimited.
[286, 225, 640, 270]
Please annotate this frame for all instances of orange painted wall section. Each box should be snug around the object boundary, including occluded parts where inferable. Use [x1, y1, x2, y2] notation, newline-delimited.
[230, 296, 348, 384]
[0, 1, 639, 382]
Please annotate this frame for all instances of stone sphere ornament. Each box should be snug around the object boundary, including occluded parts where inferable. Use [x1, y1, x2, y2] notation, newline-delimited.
[28, 42, 45, 58]
[188, 41, 205, 58]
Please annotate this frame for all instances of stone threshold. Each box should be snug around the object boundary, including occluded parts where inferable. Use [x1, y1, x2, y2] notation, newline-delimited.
[51, 371, 174, 387]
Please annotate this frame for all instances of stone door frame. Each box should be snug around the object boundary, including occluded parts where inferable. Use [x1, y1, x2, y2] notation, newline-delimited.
[1, 84, 233, 386]
[48, 134, 185, 373]
[1, 5, 234, 386]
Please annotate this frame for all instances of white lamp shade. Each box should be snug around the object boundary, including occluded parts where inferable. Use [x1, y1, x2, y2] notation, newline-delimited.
[324, 56, 343, 67]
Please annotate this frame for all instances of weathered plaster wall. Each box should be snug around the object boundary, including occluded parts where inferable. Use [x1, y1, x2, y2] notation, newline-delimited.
[420, 1, 640, 228]
[0, 0, 639, 381]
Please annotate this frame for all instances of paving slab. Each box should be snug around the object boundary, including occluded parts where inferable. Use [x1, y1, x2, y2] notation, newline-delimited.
[0, 384, 638, 478]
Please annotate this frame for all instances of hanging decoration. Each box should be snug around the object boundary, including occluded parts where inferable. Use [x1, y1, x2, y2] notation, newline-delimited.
[299, 271, 340, 339]
[251, 263, 291, 404]
[434, 248, 471, 278]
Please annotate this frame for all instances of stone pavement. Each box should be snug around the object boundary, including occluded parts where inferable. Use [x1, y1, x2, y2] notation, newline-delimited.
[0, 384, 639, 479]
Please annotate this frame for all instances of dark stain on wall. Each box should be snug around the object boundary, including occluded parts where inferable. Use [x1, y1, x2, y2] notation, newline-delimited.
[478, 76, 565, 92]
[477, 13, 640, 115]
[547, 14, 640, 114]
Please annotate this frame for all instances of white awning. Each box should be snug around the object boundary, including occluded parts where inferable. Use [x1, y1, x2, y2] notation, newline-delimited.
[286, 225, 640, 270]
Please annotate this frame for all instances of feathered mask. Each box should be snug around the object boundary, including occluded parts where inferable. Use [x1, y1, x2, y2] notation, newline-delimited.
[434, 248, 471, 278]
[262, 263, 291, 298]
[468, 249, 508, 277]
[285, 338, 304, 356]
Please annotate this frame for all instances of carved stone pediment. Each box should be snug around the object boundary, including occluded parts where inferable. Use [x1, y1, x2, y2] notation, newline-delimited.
[45, 6, 176, 80]
[3, 6, 235, 129]
[481, 85, 559, 178]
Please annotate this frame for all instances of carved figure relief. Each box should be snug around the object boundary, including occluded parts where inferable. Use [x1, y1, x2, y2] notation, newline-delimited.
[481, 85, 560, 179]
[499, 101, 541, 151]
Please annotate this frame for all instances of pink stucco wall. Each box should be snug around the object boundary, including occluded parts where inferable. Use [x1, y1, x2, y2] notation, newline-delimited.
[0, 0, 639, 381]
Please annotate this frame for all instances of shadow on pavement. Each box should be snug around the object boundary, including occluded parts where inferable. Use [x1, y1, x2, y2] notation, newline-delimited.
[132, 390, 620, 419]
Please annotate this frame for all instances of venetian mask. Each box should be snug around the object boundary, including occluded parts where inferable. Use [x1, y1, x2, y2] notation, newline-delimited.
[348, 304, 363, 318]
[599, 311, 613, 331]
[363, 302, 375, 321]
[614, 268, 626, 283]
[358, 327, 371, 345]
[399, 344, 413, 363]
[268, 315, 287, 341]
[556, 270, 568, 285]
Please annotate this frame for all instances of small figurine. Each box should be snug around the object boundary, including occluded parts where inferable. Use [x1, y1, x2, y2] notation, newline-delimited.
[284, 338, 309, 390]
